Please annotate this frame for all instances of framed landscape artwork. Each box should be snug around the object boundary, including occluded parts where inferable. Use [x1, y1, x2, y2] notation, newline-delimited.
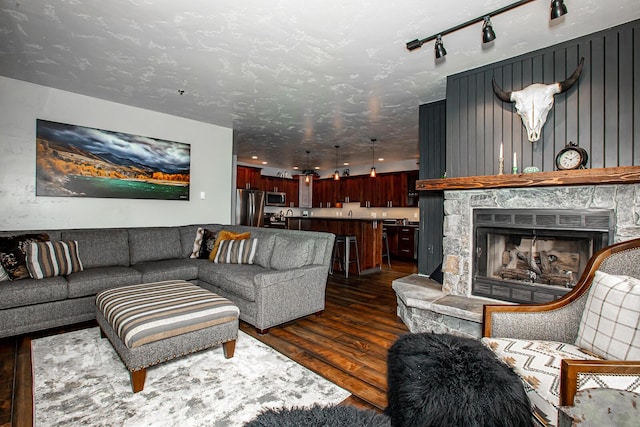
[36, 119, 190, 200]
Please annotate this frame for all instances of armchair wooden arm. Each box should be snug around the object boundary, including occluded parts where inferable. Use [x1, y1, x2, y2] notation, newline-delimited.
[560, 359, 640, 406]
[483, 237, 640, 338]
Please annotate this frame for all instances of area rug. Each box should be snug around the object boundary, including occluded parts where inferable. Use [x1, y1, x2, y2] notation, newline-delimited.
[32, 327, 350, 426]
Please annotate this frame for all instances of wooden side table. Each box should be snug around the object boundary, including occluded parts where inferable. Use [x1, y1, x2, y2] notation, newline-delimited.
[558, 388, 640, 427]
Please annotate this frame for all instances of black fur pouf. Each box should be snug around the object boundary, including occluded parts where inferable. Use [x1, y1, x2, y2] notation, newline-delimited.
[244, 403, 391, 427]
[386, 333, 533, 427]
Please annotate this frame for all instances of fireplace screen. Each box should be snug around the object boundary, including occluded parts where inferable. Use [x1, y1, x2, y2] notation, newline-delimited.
[473, 209, 613, 304]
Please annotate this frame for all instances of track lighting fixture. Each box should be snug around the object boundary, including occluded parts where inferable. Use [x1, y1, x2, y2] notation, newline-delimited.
[550, 0, 568, 20]
[482, 16, 496, 43]
[434, 35, 447, 59]
[370, 138, 377, 178]
[406, 0, 566, 58]
[334, 145, 340, 181]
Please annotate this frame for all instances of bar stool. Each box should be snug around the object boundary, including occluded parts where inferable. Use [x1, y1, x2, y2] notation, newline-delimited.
[330, 235, 360, 278]
[382, 231, 391, 268]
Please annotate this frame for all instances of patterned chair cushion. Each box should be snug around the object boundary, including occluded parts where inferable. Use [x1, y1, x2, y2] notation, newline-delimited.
[482, 337, 600, 426]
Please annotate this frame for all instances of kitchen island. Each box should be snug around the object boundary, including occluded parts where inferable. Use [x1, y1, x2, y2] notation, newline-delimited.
[286, 217, 383, 275]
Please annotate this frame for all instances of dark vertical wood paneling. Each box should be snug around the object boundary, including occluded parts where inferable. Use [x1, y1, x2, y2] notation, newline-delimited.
[604, 32, 619, 167]
[565, 46, 580, 145]
[619, 26, 634, 166]
[445, 19, 640, 177]
[577, 40, 592, 162]
[418, 101, 445, 276]
[591, 37, 605, 168]
[542, 51, 556, 170]
[635, 26, 640, 165]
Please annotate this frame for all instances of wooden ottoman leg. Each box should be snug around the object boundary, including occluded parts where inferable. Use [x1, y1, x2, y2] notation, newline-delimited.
[223, 340, 236, 359]
[131, 368, 147, 393]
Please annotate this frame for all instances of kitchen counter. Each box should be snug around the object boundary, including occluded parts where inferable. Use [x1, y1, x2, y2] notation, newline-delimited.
[285, 217, 384, 274]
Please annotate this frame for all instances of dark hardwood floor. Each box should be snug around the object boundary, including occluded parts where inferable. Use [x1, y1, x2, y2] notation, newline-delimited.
[0, 260, 416, 426]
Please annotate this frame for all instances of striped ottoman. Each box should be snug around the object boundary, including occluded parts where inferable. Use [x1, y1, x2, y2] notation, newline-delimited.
[95, 280, 240, 393]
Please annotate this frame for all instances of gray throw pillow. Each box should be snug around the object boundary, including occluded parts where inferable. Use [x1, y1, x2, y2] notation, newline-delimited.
[254, 233, 276, 268]
[270, 235, 315, 270]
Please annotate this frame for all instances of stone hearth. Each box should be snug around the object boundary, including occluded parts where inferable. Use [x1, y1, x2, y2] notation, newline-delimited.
[394, 183, 640, 338]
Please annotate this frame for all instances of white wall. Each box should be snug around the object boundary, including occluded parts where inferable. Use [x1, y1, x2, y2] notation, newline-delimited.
[0, 77, 233, 231]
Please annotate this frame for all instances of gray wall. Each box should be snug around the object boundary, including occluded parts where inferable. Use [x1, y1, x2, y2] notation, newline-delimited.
[446, 19, 640, 178]
[418, 100, 446, 276]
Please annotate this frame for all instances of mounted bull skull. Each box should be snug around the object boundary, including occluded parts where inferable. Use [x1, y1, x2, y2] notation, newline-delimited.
[492, 58, 584, 142]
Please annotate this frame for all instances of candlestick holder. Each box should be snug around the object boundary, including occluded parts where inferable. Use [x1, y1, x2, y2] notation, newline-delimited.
[498, 157, 504, 175]
[512, 165, 518, 174]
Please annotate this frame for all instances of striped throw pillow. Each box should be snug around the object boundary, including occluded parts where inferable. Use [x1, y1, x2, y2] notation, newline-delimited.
[213, 238, 258, 264]
[26, 240, 84, 279]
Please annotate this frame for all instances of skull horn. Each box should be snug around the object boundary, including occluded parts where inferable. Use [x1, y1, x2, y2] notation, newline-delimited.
[558, 57, 585, 93]
[492, 77, 512, 103]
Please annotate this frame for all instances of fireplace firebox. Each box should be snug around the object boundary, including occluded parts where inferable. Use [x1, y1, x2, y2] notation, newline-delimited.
[473, 209, 614, 303]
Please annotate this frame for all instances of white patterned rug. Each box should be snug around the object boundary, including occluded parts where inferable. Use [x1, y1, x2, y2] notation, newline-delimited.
[32, 327, 350, 426]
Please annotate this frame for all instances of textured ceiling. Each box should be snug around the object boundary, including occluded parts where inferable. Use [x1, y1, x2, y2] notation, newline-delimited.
[1, 0, 639, 173]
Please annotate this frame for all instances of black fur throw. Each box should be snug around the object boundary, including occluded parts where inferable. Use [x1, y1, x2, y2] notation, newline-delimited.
[244, 403, 391, 427]
[386, 333, 533, 427]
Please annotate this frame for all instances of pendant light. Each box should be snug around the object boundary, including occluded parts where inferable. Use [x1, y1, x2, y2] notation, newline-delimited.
[370, 138, 377, 178]
[304, 150, 311, 184]
[334, 145, 340, 181]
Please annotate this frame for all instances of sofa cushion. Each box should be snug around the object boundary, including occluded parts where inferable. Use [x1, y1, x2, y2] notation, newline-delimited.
[254, 233, 276, 268]
[61, 229, 130, 268]
[131, 259, 199, 283]
[483, 337, 600, 426]
[0, 275, 68, 310]
[576, 270, 640, 360]
[26, 240, 83, 279]
[214, 238, 258, 264]
[128, 227, 182, 265]
[0, 233, 50, 280]
[65, 266, 142, 298]
[198, 263, 267, 302]
[270, 235, 315, 270]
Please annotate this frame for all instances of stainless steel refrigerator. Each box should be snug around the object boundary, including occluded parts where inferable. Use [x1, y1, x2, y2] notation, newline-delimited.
[235, 189, 265, 227]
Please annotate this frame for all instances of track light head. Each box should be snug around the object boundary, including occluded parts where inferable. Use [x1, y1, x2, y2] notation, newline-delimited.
[482, 16, 496, 43]
[406, 39, 423, 51]
[434, 35, 447, 59]
[550, 0, 567, 20]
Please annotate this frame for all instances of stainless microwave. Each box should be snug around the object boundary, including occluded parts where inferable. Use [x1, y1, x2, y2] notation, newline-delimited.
[266, 191, 286, 206]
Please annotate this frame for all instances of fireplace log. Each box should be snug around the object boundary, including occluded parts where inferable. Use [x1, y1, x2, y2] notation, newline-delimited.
[500, 268, 535, 282]
[516, 252, 542, 275]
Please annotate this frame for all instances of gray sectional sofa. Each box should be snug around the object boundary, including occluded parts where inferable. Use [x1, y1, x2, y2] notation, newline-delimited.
[0, 224, 335, 338]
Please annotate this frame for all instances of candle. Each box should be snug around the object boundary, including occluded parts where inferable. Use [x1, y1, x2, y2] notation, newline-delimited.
[513, 151, 517, 166]
[499, 143, 503, 159]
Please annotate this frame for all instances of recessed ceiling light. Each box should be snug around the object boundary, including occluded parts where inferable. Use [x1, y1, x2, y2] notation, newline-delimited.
[293, 166, 299, 170]
[251, 156, 258, 159]
[261, 161, 267, 165]
[314, 166, 320, 170]
[378, 157, 384, 161]
[343, 162, 349, 166]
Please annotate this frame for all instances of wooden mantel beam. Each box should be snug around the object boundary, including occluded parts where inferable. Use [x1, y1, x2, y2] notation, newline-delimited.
[416, 166, 640, 191]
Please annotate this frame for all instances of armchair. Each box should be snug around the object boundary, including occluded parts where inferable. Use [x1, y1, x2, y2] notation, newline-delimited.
[483, 237, 640, 427]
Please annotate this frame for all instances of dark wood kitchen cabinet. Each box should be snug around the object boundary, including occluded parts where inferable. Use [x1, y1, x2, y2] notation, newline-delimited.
[236, 166, 262, 190]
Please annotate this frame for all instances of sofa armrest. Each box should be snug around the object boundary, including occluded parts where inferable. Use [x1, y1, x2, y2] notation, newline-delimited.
[560, 359, 640, 406]
[252, 264, 329, 329]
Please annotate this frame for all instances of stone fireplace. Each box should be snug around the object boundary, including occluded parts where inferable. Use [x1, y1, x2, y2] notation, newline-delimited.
[472, 208, 613, 303]
[442, 184, 640, 300]
[393, 168, 640, 338]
